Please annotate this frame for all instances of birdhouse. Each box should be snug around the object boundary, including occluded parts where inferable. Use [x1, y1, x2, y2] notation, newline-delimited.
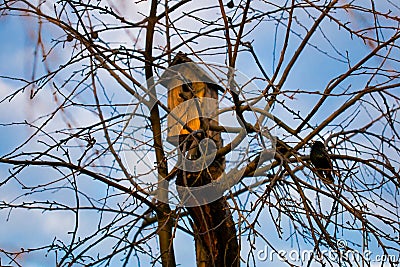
[159, 52, 221, 146]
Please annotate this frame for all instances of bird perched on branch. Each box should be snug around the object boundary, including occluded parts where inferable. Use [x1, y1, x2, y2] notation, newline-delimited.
[310, 141, 334, 184]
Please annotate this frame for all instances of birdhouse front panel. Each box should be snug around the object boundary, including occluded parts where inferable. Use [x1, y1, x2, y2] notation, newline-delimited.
[167, 81, 207, 135]
[160, 53, 221, 146]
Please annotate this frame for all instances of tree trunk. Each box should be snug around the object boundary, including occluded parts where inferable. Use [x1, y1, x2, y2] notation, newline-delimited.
[176, 148, 239, 267]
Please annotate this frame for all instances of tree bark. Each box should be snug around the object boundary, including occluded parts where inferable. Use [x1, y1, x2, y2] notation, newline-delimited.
[145, 1, 176, 266]
[176, 160, 239, 267]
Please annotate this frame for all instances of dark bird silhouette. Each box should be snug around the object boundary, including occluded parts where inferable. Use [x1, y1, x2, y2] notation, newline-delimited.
[310, 141, 334, 184]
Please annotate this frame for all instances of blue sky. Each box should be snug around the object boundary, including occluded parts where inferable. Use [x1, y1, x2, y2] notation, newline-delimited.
[0, 1, 399, 266]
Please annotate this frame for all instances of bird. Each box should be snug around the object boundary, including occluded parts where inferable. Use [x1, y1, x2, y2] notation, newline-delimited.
[310, 141, 334, 184]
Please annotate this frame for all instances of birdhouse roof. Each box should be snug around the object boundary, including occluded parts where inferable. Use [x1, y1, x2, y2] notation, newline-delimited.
[159, 52, 220, 90]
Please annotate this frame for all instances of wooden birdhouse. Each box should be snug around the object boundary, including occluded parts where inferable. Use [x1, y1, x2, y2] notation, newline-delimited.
[160, 52, 222, 147]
